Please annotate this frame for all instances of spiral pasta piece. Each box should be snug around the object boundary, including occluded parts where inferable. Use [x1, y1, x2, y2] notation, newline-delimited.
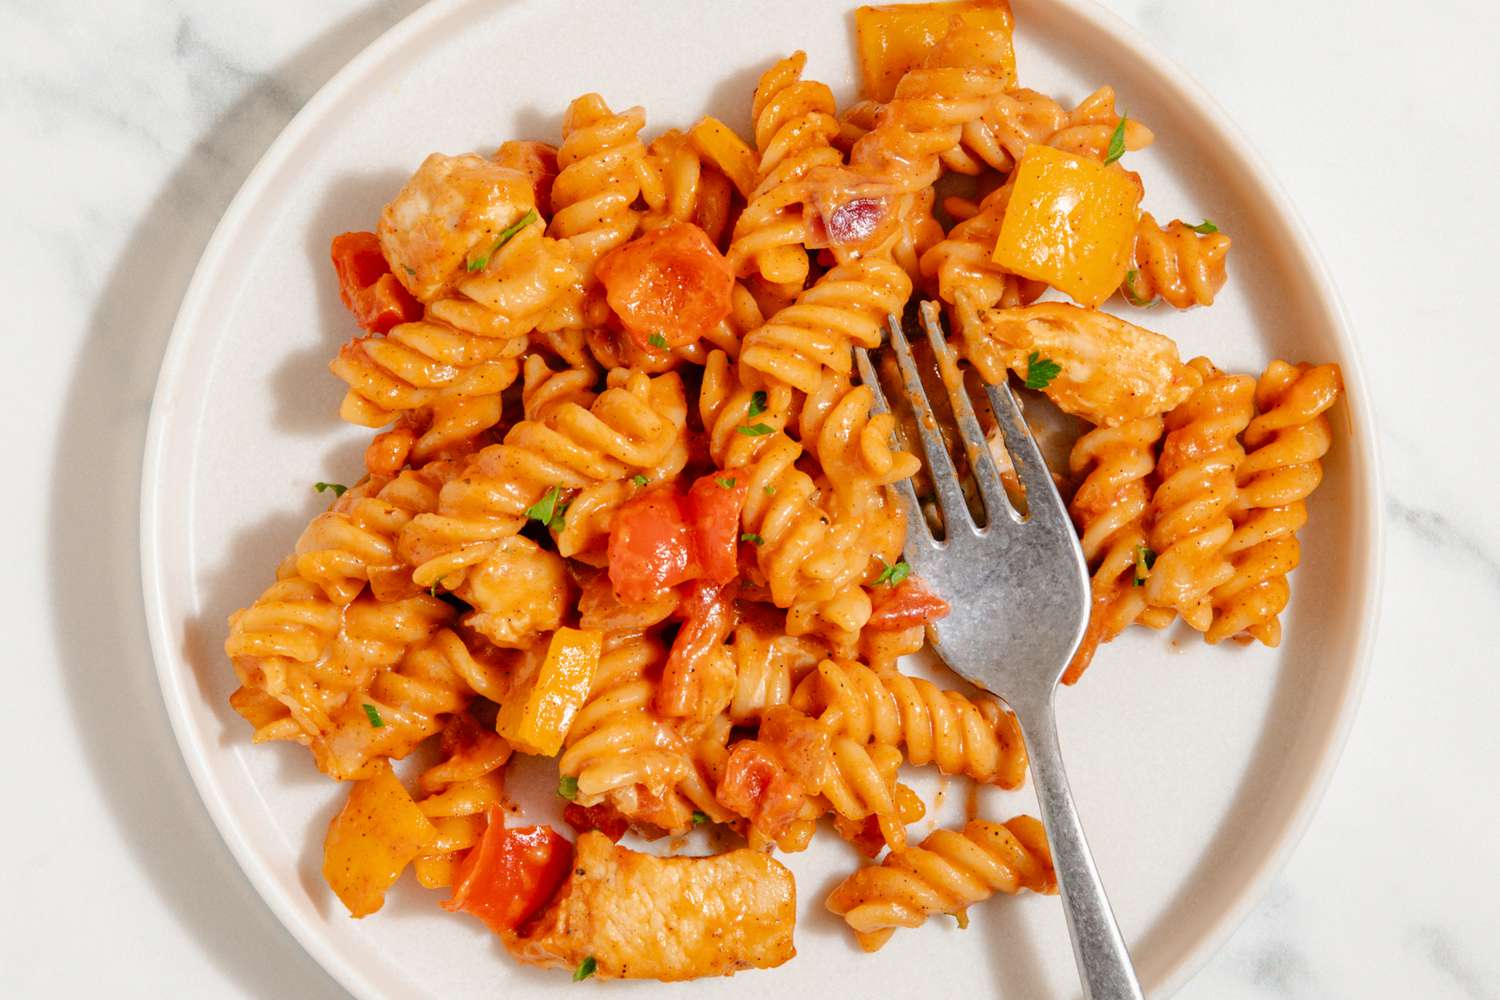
[1207, 362, 1342, 645]
[397, 363, 686, 588]
[335, 220, 576, 461]
[699, 351, 861, 610]
[1145, 357, 1256, 630]
[726, 52, 841, 286]
[819, 736, 910, 853]
[558, 631, 729, 833]
[1062, 416, 1166, 684]
[293, 466, 449, 606]
[546, 93, 648, 323]
[739, 256, 912, 394]
[790, 659, 1027, 788]
[726, 619, 827, 724]
[919, 179, 1044, 318]
[851, 66, 1007, 192]
[413, 710, 514, 888]
[225, 571, 454, 775]
[1123, 212, 1232, 309]
[827, 816, 1056, 951]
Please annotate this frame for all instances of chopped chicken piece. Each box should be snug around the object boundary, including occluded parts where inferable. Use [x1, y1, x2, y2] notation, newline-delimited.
[964, 302, 1202, 426]
[378, 152, 537, 303]
[507, 832, 796, 980]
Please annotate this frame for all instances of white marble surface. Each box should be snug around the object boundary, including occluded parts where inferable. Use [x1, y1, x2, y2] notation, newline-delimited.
[3, 1, 1497, 997]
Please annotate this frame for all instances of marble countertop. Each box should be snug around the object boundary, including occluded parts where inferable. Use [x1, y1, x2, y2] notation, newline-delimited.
[5, 1, 1498, 997]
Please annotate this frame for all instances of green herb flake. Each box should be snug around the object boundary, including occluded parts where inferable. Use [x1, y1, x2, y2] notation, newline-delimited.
[1023, 351, 1062, 390]
[875, 559, 911, 586]
[1190, 219, 1219, 235]
[740, 532, 764, 545]
[403, 264, 415, 276]
[313, 481, 347, 497]
[557, 774, 580, 800]
[361, 703, 385, 729]
[525, 485, 567, 528]
[737, 422, 774, 437]
[1103, 116, 1128, 165]
[763, 484, 777, 496]
[691, 810, 709, 826]
[1123, 270, 1150, 307]
[715, 476, 737, 490]
[467, 208, 540, 272]
[648, 332, 669, 349]
[631, 474, 649, 487]
[1132, 544, 1157, 586]
[573, 956, 597, 982]
[747, 390, 768, 418]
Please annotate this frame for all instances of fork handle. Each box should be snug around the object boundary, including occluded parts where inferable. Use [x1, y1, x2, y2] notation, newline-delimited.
[1017, 696, 1145, 1000]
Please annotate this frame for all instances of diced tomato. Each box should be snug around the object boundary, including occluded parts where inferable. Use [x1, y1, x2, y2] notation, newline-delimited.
[595, 222, 734, 350]
[682, 473, 749, 585]
[839, 813, 887, 859]
[493, 140, 559, 218]
[657, 579, 739, 717]
[607, 473, 750, 607]
[866, 578, 951, 631]
[330, 231, 423, 334]
[716, 740, 808, 841]
[442, 807, 573, 936]
[607, 486, 700, 603]
[562, 801, 629, 843]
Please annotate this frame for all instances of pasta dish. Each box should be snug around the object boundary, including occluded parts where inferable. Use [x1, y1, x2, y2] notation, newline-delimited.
[221, 0, 1344, 981]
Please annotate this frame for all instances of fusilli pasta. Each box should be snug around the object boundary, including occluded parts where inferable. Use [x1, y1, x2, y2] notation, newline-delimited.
[827, 816, 1056, 951]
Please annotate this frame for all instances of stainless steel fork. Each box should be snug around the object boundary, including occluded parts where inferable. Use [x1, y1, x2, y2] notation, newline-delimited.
[855, 301, 1144, 1000]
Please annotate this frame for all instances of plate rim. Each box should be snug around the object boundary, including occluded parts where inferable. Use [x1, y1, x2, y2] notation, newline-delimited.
[138, 1, 1385, 997]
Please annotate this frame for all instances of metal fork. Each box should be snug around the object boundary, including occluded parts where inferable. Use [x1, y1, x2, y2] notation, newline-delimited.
[855, 301, 1144, 1000]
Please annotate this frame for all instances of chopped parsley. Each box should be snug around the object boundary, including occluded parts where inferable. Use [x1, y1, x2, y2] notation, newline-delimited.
[763, 484, 776, 496]
[647, 332, 669, 349]
[525, 485, 567, 528]
[737, 422, 774, 437]
[361, 703, 385, 729]
[1103, 116, 1128, 165]
[747, 390, 768, 418]
[740, 532, 764, 545]
[875, 559, 911, 586]
[557, 775, 580, 800]
[1023, 351, 1062, 390]
[467, 208, 539, 272]
[1190, 219, 1219, 234]
[715, 476, 737, 489]
[1133, 544, 1157, 586]
[1122, 269, 1150, 306]
[313, 481, 347, 497]
[691, 810, 709, 826]
[631, 474, 649, 487]
[572, 956, 597, 982]
[402, 264, 415, 276]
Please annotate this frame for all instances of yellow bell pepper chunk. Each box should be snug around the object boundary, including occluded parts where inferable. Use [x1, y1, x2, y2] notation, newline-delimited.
[855, 1, 1017, 102]
[496, 627, 603, 757]
[322, 759, 438, 918]
[993, 145, 1143, 308]
[689, 117, 759, 200]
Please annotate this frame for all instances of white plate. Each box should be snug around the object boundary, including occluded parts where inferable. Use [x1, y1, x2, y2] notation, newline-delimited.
[140, 1, 1383, 996]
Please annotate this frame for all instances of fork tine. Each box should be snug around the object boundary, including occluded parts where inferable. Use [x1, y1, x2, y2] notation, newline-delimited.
[882, 313, 975, 537]
[983, 377, 1072, 531]
[855, 344, 938, 556]
[917, 302, 1020, 526]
